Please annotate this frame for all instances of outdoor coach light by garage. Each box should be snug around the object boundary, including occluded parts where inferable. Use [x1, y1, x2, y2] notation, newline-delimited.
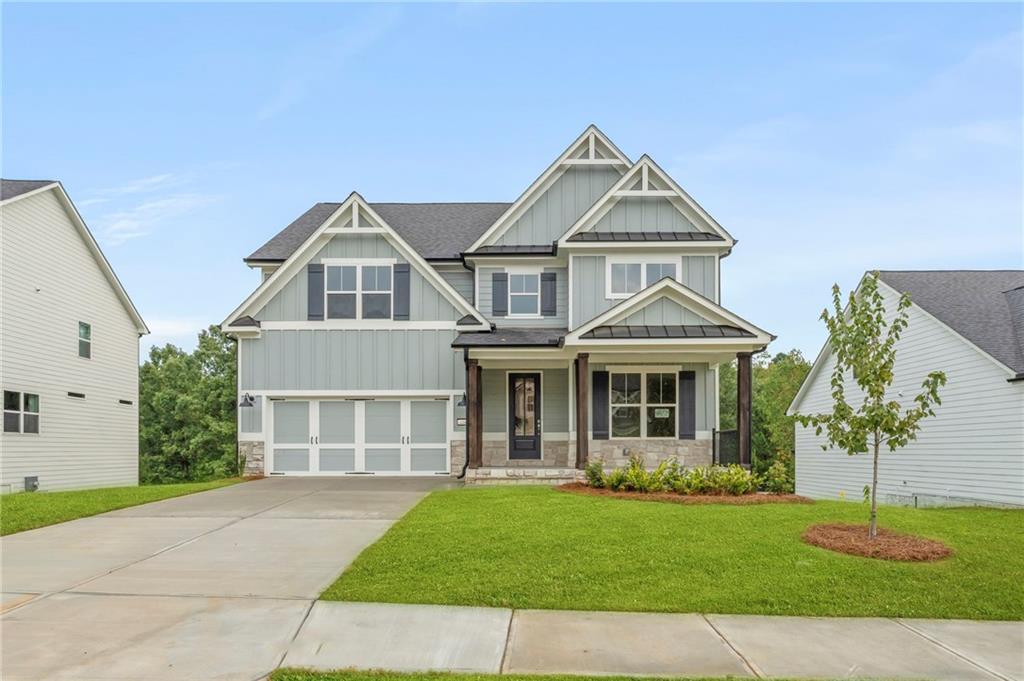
[457, 393, 467, 407]
[238, 393, 256, 408]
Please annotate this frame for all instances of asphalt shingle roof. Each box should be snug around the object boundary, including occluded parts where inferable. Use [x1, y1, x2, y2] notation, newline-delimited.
[1, 179, 57, 201]
[246, 202, 511, 262]
[452, 328, 566, 348]
[877, 270, 1024, 375]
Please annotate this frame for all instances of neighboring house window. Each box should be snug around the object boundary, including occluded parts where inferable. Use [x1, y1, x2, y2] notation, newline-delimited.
[610, 371, 677, 439]
[508, 273, 540, 316]
[325, 264, 393, 320]
[78, 322, 92, 358]
[607, 260, 678, 298]
[3, 391, 39, 434]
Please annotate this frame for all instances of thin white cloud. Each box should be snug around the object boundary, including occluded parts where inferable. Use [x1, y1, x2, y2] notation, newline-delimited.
[96, 193, 217, 246]
[142, 317, 207, 353]
[256, 6, 402, 121]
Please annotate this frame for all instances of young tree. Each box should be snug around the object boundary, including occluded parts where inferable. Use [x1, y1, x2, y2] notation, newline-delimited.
[795, 272, 946, 538]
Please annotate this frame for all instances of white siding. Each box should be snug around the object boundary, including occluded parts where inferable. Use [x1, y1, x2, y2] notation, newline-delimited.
[0, 190, 141, 492]
[794, 285, 1024, 507]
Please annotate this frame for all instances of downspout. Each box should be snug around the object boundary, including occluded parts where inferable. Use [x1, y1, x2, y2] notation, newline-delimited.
[456, 347, 471, 479]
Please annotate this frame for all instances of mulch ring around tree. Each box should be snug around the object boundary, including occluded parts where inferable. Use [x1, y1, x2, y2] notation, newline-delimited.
[803, 523, 953, 562]
[556, 482, 813, 505]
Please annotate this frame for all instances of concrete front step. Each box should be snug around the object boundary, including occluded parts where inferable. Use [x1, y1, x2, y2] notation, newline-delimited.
[465, 467, 584, 485]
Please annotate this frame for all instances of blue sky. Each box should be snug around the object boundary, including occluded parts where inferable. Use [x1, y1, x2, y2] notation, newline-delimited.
[3, 3, 1021, 358]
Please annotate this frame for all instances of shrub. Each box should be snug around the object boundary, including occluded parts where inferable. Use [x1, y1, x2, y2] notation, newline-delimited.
[762, 451, 795, 494]
[585, 458, 760, 496]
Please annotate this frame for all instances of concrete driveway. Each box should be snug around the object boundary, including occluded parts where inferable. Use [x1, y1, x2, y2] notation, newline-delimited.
[1, 476, 454, 680]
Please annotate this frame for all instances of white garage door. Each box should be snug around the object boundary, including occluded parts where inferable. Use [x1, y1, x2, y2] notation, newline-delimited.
[269, 398, 449, 476]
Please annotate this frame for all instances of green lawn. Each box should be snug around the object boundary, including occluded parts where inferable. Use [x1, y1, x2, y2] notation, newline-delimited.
[0, 478, 242, 535]
[323, 486, 1024, 620]
[272, 672, 817, 681]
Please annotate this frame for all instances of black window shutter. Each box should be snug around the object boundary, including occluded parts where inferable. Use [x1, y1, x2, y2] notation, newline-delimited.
[592, 370, 609, 440]
[307, 264, 324, 321]
[393, 263, 410, 320]
[679, 370, 696, 440]
[540, 271, 557, 316]
[492, 272, 508, 317]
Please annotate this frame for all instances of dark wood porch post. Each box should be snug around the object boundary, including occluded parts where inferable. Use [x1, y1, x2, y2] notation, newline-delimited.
[466, 357, 482, 469]
[575, 353, 590, 469]
[737, 352, 752, 467]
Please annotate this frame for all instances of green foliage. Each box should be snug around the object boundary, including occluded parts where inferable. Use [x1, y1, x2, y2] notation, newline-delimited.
[589, 456, 759, 496]
[794, 272, 947, 537]
[584, 459, 605, 488]
[761, 451, 795, 494]
[719, 349, 810, 483]
[0, 479, 240, 535]
[139, 325, 239, 483]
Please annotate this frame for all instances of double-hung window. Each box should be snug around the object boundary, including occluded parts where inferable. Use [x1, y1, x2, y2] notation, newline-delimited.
[3, 390, 39, 434]
[325, 263, 392, 320]
[508, 273, 540, 316]
[610, 371, 677, 438]
[78, 322, 92, 359]
[607, 260, 678, 298]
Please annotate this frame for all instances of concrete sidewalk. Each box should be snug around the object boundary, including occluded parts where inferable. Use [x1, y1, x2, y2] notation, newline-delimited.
[283, 602, 1024, 681]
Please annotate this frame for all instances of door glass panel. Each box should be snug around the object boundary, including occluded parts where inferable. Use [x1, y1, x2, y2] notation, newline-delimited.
[274, 449, 310, 472]
[512, 378, 537, 436]
[320, 448, 356, 472]
[273, 402, 309, 444]
[364, 401, 401, 444]
[410, 401, 446, 443]
[411, 448, 446, 471]
[365, 449, 401, 471]
[320, 401, 355, 444]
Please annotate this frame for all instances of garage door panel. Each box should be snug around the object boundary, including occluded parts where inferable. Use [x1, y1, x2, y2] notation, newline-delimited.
[274, 449, 311, 472]
[274, 402, 309, 444]
[365, 449, 401, 472]
[411, 401, 446, 444]
[365, 402, 401, 444]
[411, 448, 446, 472]
[320, 402, 355, 444]
[319, 448, 355, 472]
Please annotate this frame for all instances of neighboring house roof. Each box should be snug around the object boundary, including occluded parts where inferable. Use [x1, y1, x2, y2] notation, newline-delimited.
[581, 324, 755, 339]
[246, 202, 511, 263]
[1, 179, 58, 201]
[877, 270, 1024, 376]
[0, 179, 149, 335]
[452, 328, 566, 348]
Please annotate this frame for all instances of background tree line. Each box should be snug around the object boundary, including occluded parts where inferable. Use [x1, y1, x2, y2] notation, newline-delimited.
[139, 325, 238, 483]
[719, 349, 812, 485]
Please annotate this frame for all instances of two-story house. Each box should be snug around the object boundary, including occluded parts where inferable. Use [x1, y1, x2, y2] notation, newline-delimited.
[1, 179, 149, 492]
[222, 126, 773, 480]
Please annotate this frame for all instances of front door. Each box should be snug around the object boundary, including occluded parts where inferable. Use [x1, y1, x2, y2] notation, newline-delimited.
[508, 373, 541, 459]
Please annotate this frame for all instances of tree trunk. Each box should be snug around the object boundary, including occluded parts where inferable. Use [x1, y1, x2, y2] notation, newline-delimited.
[869, 433, 880, 539]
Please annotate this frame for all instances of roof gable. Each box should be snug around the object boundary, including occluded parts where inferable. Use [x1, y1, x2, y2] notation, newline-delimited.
[224, 193, 489, 329]
[467, 125, 631, 251]
[1, 180, 148, 335]
[558, 156, 734, 246]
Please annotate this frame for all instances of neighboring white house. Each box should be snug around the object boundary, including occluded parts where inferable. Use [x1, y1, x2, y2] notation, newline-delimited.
[790, 270, 1024, 507]
[0, 179, 149, 493]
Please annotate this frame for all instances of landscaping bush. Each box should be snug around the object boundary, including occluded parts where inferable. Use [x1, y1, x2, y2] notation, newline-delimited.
[587, 456, 761, 496]
[762, 451, 795, 494]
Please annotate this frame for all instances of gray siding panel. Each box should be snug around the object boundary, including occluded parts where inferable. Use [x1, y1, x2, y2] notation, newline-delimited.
[437, 268, 474, 304]
[478, 267, 567, 328]
[621, 298, 711, 326]
[681, 256, 716, 302]
[257, 234, 459, 322]
[239, 397, 263, 433]
[591, 197, 699, 233]
[496, 166, 620, 246]
[239, 329, 464, 391]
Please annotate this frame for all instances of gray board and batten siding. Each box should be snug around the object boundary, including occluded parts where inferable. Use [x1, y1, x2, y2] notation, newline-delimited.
[477, 267, 568, 328]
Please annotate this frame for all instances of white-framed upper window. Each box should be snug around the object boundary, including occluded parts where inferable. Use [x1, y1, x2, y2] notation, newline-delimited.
[508, 272, 540, 317]
[606, 258, 679, 299]
[78, 321, 92, 359]
[3, 390, 39, 434]
[324, 261, 393, 320]
[609, 370, 677, 439]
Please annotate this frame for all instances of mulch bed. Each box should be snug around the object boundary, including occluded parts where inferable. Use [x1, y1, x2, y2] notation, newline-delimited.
[803, 523, 953, 562]
[556, 482, 813, 505]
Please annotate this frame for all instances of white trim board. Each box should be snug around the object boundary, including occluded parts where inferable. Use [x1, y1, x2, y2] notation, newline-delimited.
[467, 125, 631, 251]
[222, 192, 489, 330]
